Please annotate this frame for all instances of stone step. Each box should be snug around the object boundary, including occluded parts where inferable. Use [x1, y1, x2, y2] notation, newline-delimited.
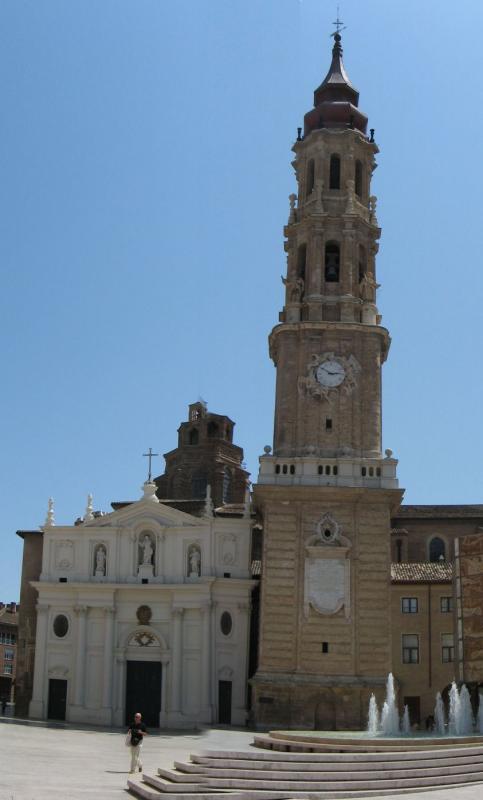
[269, 732, 483, 747]
[149, 771, 483, 791]
[167, 762, 483, 781]
[254, 734, 483, 753]
[127, 776, 483, 800]
[193, 745, 483, 763]
[179, 752, 483, 772]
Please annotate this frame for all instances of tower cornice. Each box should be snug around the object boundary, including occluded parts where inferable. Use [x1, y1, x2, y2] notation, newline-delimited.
[268, 321, 391, 366]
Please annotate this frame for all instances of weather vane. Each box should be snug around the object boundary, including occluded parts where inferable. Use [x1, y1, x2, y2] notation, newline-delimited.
[331, 5, 346, 37]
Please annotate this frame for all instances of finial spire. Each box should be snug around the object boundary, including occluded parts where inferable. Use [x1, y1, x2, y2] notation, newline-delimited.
[44, 497, 55, 527]
[84, 493, 94, 522]
[204, 484, 214, 518]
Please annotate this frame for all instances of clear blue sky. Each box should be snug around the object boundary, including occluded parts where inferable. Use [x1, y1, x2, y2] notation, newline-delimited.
[2, 0, 483, 601]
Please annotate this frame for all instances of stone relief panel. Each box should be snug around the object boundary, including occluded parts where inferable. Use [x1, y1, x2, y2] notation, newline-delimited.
[219, 534, 237, 567]
[304, 513, 352, 619]
[55, 540, 74, 571]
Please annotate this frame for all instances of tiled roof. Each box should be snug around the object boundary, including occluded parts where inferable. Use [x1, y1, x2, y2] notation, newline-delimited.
[394, 505, 483, 519]
[391, 562, 453, 583]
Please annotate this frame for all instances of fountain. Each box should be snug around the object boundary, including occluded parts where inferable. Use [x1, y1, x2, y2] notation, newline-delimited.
[367, 693, 379, 736]
[367, 675, 481, 738]
[448, 681, 460, 735]
[380, 673, 400, 736]
[401, 704, 411, 734]
[459, 684, 474, 735]
[434, 692, 445, 735]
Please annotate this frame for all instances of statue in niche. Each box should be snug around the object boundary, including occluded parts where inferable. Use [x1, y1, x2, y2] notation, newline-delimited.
[94, 545, 106, 577]
[281, 275, 304, 303]
[188, 545, 201, 578]
[140, 534, 154, 565]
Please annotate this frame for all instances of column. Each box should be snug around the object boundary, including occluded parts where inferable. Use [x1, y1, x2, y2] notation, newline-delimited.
[200, 602, 212, 721]
[114, 654, 126, 726]
[210, 601, 218, 720]
[160, 655, 170, 725]
[170, 607, 184, 715]
[29, 603, 49, 718]
[235, 602, 251, 719]
[102, 606, 115, 711]
[73, 605, 87, 707]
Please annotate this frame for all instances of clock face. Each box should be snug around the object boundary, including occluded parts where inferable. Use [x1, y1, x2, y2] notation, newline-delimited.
[316, 359, 346, 388]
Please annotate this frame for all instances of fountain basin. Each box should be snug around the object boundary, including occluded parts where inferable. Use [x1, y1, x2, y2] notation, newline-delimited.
[255, 729, 483, 753]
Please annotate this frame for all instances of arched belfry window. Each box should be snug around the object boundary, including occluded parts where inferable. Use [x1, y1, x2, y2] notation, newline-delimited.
[191, 472, 207, 498]
[297, 244, 307, 280]
[207, 421, 219, 438]
[325, 242, 340, 283]
[188, 428, 199, 445]
[429, 537, 446, 563]
[329, 155, 341, 190]
[355, 160, 363, 198]
[306, 159, 315, 197]
[358, 244, 367, 283]
[223, 467, 232, 504]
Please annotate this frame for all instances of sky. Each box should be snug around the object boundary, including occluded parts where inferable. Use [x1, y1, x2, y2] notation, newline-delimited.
[2, 0, 483, 602]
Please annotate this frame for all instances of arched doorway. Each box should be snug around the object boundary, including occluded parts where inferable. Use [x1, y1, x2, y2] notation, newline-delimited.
[124, 628, 164, 727]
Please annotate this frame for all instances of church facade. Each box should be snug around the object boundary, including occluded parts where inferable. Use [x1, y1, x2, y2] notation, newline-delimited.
[15, 32, 483, 731]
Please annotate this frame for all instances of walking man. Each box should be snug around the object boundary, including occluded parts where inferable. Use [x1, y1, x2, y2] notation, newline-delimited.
[128, 712, 147, 774]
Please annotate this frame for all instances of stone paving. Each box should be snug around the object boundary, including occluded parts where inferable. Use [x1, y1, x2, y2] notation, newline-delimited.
[1, 717, 483, 800]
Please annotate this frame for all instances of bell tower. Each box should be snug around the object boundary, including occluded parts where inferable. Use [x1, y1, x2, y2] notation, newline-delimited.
[252, 32, 404, 730]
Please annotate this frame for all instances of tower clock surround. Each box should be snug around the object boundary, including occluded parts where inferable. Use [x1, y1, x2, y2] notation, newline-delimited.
[252, 30, 404, 730]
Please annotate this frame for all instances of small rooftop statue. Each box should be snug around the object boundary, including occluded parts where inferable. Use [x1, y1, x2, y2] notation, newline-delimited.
[44, 497, 55, 528]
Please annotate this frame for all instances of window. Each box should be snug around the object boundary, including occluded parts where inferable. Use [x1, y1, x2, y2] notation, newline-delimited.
[53, 614, 69, 638]
[321, 642, 329, 653]
[0, 633, 16, 645]
[220, 612, 233, 636]
[191, 474, 207, 499]
[4, 650, 14, 661]
[429, 537, 446, 562]
[441, 596, 453, 613]
[297, 244, 307, 280]
[187, 428, 199, 445]
[325, 242, 340, 282]
[396, 539, 403, 563]
[207, 421, 219, 438]
[326, 418, 332, 430]
[442, 633, 454, 663]
[222, 467, 232, 504]
[3, 664, 13, 675]
[401, 597, 418, 614]
[402, 634, 419, 664]
[355, 160, 363, 198]
[306, 159, 315, 196]
[329, 154, 340, 189]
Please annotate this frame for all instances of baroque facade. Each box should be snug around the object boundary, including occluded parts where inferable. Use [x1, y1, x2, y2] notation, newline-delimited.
[16, 31, 483, 730]
[17, 405, 255, 727]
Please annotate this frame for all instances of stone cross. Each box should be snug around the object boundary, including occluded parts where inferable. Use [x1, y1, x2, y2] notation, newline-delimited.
[143, 447, 159, 482]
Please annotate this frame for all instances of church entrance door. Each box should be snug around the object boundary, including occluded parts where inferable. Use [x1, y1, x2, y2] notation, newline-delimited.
[218, 680, 232, 724]
[47, 679, 67, 721]
[125, 661, 161, 727]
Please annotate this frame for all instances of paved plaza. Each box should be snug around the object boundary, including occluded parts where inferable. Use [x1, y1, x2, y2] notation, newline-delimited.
[1, 717, 483, 800]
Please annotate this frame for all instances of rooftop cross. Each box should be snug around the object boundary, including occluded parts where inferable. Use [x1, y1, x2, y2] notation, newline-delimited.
[143, 447, 159, 482]
[331, 6, 346, 37]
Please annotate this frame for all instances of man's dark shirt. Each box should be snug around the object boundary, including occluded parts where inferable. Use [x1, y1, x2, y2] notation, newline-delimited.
[130, 721, 147, 746]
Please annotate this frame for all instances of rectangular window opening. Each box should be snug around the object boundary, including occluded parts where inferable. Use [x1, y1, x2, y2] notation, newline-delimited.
[321, 642, 329, 654]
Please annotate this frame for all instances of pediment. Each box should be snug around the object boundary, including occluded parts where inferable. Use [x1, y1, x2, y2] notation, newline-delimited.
[85, 483, 204, 530]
